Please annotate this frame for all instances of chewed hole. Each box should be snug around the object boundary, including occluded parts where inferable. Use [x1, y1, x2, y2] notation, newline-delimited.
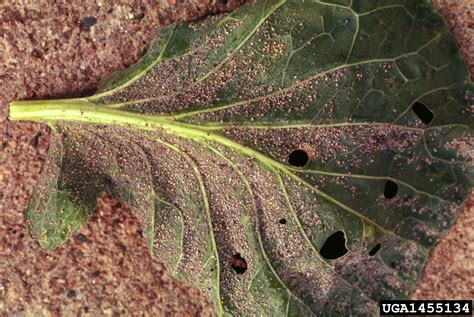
[279, 218, 287, 224]
[230, 253, 247, 274]
[319, 231, 348, 260]
[412, 102, 434, 124]
[369, 243, 381, 256]
[288, 149, 309, 167]
[384, 180, 398, 199]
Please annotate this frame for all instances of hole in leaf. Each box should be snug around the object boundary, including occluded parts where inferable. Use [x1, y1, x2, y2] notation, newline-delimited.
[412, 102, 434, 124]
[369, 243, 381, 256]
[279, 218, 287, 224]
[288, 149, 309, 167]
[384, 180, 398, 199]
[230, 253, 247, 274]
[319, 231, 348, 259]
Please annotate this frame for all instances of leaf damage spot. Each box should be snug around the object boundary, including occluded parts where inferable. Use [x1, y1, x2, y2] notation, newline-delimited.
[384, 180, 398, 199]
[319, 231, 348, 260]
[288, 149, 309, 167]
[411, 101, 434, 125]
[368, 243, 381, 256]
[230, 253, 247, 274]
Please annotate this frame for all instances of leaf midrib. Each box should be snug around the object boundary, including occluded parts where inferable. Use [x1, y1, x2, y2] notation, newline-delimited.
[9, 101, 440, 238]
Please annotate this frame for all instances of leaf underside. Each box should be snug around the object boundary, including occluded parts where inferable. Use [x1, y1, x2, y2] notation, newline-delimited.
[17, 0, 473, 315]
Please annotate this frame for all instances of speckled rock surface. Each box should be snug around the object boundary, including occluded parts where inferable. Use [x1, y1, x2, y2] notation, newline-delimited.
[0, 0, 472, 315]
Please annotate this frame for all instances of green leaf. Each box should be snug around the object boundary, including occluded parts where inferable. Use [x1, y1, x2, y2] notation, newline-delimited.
[9, 0, 473, 315]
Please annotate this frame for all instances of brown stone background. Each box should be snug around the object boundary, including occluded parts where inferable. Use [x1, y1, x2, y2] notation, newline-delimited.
[0, 0, 472, 315]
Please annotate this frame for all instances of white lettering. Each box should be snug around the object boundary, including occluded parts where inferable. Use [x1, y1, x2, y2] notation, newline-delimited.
[382, 304, 391, 313]
[392, 304, 400, 313]
[399, 304, 409, 313]
[462, 303, 470, 314]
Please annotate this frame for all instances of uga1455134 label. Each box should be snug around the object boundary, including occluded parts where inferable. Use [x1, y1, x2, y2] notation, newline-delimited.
[380, 300, 472, 315]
